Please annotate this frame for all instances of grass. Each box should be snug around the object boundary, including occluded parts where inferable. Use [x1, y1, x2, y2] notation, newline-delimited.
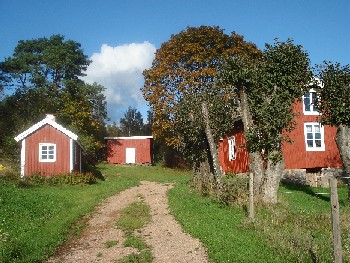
[0, 163, 349, 262]
[105, 240, 118, 248]
[115, 199, 152, 262]
[168, 181, 350, 262]
[0, 163, 188, 263]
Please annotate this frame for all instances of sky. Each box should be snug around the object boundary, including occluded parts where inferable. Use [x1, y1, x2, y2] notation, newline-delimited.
[1, 0, 349, 123]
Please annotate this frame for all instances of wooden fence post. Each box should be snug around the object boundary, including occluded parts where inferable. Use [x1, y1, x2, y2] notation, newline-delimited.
[329, 176, 342, 263]
[249, 172, 254, 222]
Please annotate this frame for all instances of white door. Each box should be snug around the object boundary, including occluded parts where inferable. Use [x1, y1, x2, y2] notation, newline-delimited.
[125, 148, 136, 164]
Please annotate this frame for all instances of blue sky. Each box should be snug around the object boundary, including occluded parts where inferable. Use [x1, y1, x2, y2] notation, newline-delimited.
[1, 0, 349, 123]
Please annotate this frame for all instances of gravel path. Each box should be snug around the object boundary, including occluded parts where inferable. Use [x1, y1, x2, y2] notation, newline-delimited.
[47, 181, 208, 263]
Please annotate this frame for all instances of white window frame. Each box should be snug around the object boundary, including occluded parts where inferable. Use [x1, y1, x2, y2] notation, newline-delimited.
[304, 123, 325, 151]
[39, 143, 56, 162]
[302, 88, 319, 115]
[228, 136, 236, 161]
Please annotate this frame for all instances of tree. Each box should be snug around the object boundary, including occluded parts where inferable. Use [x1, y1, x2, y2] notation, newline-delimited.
[315, 62, 350, 202]
[119, 107, 144, 136]
[142, 26, 261, 173]
[0, 35, 107, 165]
[220, 39, 313, 203]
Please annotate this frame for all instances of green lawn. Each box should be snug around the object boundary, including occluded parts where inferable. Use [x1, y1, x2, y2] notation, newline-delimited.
[0, 164, 349, 262]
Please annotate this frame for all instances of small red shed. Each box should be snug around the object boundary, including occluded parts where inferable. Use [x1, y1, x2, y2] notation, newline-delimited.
[105, 136, 153, 164]
[14, 114, 82, 177]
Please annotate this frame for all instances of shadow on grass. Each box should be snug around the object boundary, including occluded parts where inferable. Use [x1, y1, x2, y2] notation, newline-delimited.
[282, 182, 330, 202]
[86, 165, 105, 181]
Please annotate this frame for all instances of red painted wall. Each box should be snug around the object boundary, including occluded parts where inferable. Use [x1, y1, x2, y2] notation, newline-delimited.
[106, 138, 152, 164]
[25, 125, 72, 176]
[218, 120, 250, 174]
[219, 101, 342, 174]
[282, 101, 342, 169]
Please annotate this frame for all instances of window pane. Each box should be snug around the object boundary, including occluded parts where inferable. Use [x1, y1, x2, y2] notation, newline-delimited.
[307, 140, 313, 147]
[307, 133, 313, 139]
[49, 146, 54, 150]
[304, 97, 310, 111]
[306, 125, 312, 132]
[48, 155, 54, 159]
[42, 146, 47, 150]
[48, 150, 54, 155]
[314, 125, 320, 133]
[315, 133, 321, 139]
[315, 140, 321, 147]
[42, 155, 47, 159]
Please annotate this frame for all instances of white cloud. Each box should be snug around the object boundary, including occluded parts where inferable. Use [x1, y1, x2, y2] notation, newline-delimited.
[83, 41, 156, 123]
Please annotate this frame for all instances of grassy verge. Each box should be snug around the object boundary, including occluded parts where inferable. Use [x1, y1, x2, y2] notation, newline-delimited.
[0, 163, 190, 263]
[168, 181, 350, 262]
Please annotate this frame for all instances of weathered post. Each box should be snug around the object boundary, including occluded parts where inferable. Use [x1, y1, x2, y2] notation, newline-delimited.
[329, 176, 342, 263]
[249, 172, 254, 222]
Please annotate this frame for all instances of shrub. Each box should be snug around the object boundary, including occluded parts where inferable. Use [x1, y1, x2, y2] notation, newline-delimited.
[1, 172, 97, 187]
[23, 172, 97, 186]
[190, 161, 249, 206]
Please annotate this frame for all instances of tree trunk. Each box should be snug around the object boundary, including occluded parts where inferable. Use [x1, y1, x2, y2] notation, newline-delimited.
[201, 102, 222, 187]
[335, 124, 350, 203]
[238, 88, 264, 193]
[260, 152, 284, 204]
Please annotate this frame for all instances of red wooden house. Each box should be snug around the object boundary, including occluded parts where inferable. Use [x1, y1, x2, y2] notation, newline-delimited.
[218, 88, 342, 185]
[14, 114, 82, 177]
[105, 136, 153, 164]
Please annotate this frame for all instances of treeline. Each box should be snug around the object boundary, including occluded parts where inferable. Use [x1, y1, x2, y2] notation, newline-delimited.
[106, 107, 153, 137]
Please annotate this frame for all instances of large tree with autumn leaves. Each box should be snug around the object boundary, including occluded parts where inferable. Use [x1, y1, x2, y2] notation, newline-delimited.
[142, 26, 261, 169]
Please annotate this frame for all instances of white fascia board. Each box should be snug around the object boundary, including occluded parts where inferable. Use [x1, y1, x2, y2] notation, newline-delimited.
[14, 118, 78, 142]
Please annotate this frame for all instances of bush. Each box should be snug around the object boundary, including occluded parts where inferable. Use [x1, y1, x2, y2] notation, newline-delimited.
[190, 161, 249, 206]
[23, 172, 97, 186]
[1, 171, 97, 187]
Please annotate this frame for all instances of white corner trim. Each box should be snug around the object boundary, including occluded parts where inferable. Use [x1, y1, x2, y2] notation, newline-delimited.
[20, 139, 25, 177]
[70, 139, 74, 172]
[14, 118, 78, 142]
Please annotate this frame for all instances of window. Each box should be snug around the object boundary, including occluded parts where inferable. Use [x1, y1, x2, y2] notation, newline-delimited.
[228, 137, 236, 161]
[39, 143, 56, 162]
[304, 123, 325, 151]
[303, 89, 319, 115]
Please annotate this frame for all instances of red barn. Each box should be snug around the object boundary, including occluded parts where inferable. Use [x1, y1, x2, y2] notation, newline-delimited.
[218, 88, 342, 185]
[14, 115, 82, 177]
[105, 136, 153, 164]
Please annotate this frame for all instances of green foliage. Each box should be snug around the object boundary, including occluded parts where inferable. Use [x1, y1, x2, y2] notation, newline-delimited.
[221, 39, 313, 163]
[191, 167, 249, 206]
[0, 35, 107, 165]
[20, 172, 97, 186]
[315, 62, 350, 126]
[142, 25, 261, 152]
[119, 106, 146, 136]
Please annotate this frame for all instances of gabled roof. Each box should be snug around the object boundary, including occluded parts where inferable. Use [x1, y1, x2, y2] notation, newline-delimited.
[14, 116, 78, 142]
